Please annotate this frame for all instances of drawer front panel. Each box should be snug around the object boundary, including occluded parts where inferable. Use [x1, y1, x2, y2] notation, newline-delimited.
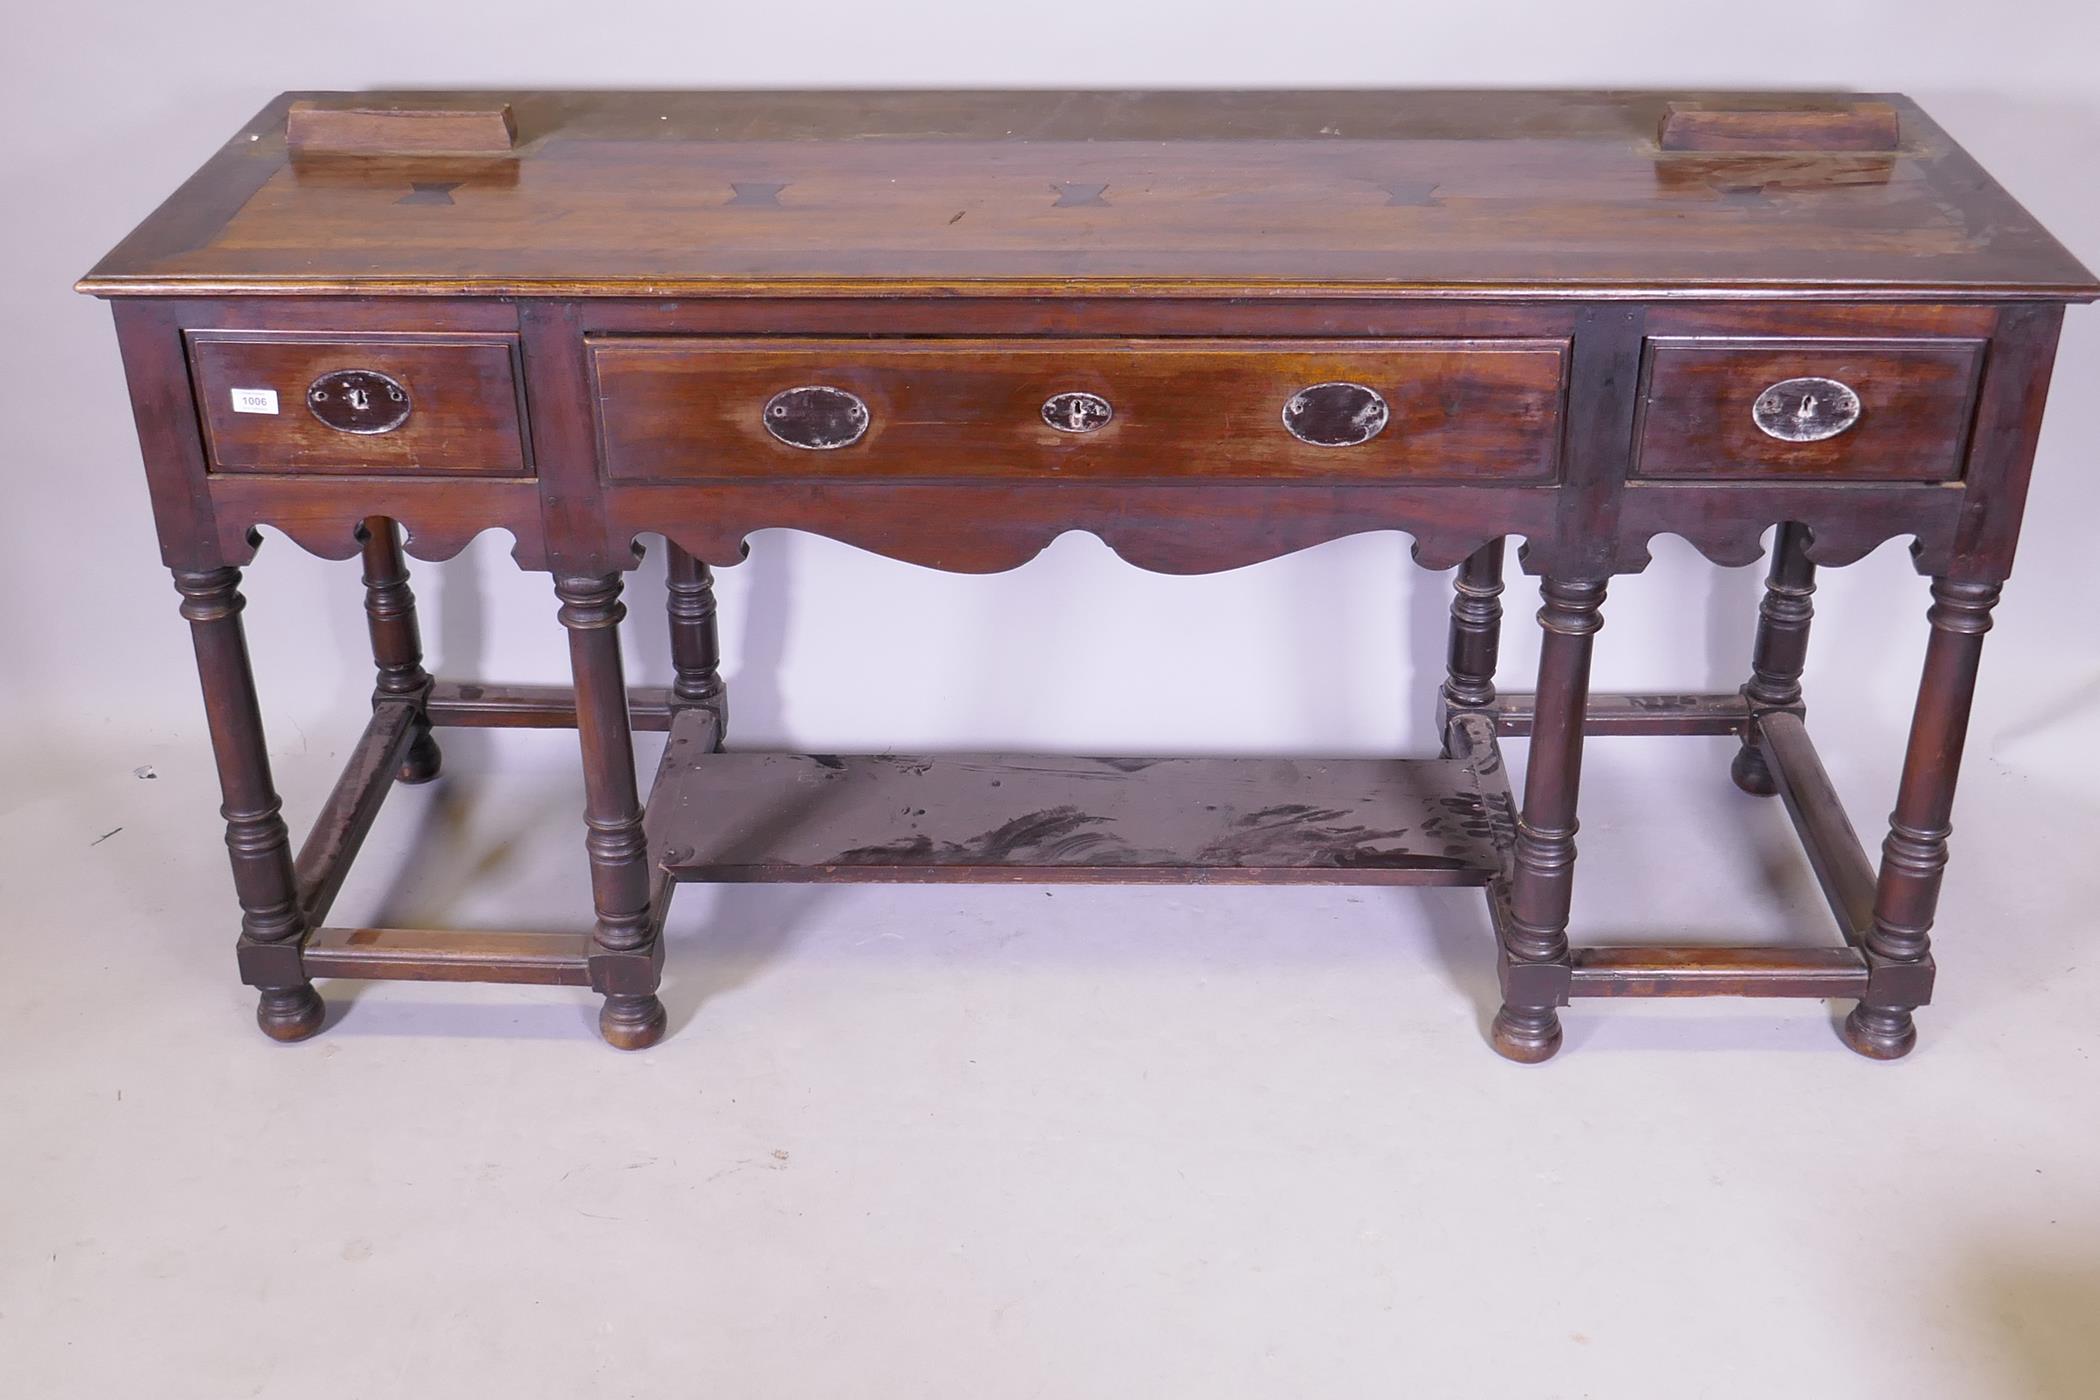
[189, 333, 531, 476]
[1634, 337, 1985, 482]
[590, 338, 1569, 483]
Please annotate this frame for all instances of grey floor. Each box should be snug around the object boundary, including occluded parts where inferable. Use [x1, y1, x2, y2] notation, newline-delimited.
[3, 719, 2097, 1399]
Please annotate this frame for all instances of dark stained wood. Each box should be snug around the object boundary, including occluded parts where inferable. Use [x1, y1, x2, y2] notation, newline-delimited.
[647, 714, 1509, 887]
[1729, 521, 1816, 795]
[1613, 479, 1963, 574]
[1490, 689, 1747, 738]
[1760, 711, 1877, 944]
[1633, 337, 1986, 481]
[124, 290, 2053, 586]
[1608, 304, 2008, 574]
[1546, 305, 1647, 582]
[1569, 946, 1869, 997]
[1656, 100, 1901, 153]
[112, 300, 226, 571]
[1644, 302, 2001, 339]
[582, 297, 1580, 339]
[81, 90, 2093, 1057]
[1846, 579, 1999, 1059]
[627, 478, 1555, 579]
[592, 338, 1568, 483]
[426, 680, 678, 733]
[554, 575, 665, 1050]
[301, 927, 592, 985]
[174, 566, 322, 1041]
[286, 100, 517, 155]
[203, 474, 546, 568]
[663, 543, 727, 739]
[359, 518, 441, 782]
[1493, 578, 1605, 1063]
[518, 301, 625, 579]
[1950, 303, 2069, 578]
[141, 301, 549, 569]
[1440, 540, 1506, 729]
[166, 294, 523, 334]
[293, 699, 417, 927]
[78, 91, 2097, 300]
[188, 332, 530, 476]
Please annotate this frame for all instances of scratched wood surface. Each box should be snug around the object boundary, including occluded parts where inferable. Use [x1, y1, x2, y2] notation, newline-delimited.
[79, 90, 2097, 299]
[647, 744, 1510, 885]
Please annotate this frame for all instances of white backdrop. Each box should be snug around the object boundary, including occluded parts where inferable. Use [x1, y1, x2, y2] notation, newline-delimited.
[4, 0, 2096, 790]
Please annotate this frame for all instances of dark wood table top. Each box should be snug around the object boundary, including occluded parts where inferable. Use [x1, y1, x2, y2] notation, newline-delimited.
[80, 89, 2097, 302]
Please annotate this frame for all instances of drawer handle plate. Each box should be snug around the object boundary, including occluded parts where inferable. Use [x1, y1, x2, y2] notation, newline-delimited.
[1042, 391, 1113, 434]
[1282, 382, 1389, 448]
[1753, 377, 1861, 442]
[764, 385, 869, 450]
[308, 369, 411, 435]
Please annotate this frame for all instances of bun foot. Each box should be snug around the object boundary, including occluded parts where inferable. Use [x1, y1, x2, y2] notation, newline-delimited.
[1842, 1003, 1917, 1060]
[1490, 1004, 1563, 1063]
[1730, 744, 1779, 797]
[600, 993, 668, 1051]
[396, 725, 443, 785]
[256, 986, 325, 1042]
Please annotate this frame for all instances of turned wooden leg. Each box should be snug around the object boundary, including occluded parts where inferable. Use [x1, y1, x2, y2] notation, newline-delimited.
[1440, 539, 1505, 749]
[1731, 522, 1816, 796]
[360, 517, 441, 783]
[1843, 578, 2000, 1061]
[175, 567, 322, 1042]
[664, 540, 727, 747]
[1493, 577, 1605, 1063]
[555, 574, 666, 1051]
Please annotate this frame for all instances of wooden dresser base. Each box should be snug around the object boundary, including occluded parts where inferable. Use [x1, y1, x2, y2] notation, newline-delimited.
[262, 529, 1915, 1063]
[97, 90, 2077, 1062]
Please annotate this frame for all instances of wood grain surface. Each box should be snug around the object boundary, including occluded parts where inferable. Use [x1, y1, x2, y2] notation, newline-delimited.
[79, 90, 2098, 299]
[591, 337, 1568, 482]
[1633, 336, 1986, 481]
[188, 332, 530, 476]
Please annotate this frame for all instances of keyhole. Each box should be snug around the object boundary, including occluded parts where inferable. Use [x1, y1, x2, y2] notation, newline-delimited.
[1754, 376, 1858, 442]
[1066, 403, 1089, 431]
[346, 387, 371, 412]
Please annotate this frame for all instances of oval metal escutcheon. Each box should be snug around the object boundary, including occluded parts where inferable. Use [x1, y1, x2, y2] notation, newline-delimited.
[1042, 391, 1113, 434]
[1282, 381, 1389, 447]
[1752, 376, 1862, 442]
[763, 385, 869, 450]
[307, 369, 412, 435]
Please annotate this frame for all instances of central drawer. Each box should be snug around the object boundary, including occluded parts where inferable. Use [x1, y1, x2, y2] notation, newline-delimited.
[589, 337, 1568, 483]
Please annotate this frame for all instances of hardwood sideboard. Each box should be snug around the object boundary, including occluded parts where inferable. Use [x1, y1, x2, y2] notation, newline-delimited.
[80, 90, 2095, 1059]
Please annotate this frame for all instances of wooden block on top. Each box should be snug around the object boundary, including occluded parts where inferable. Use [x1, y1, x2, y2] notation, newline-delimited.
[286, 100, 516, 155]
[1657, 100, 1901, 152]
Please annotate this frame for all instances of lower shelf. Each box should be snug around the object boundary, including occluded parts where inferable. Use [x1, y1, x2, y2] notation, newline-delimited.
[647, 709, 1512, 886]
[254, 683, 1894, 1034]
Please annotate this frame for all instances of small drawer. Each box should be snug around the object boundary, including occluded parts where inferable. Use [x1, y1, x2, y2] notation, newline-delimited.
[590, 337, 1569, 484]
[188, 332, 531, 476]
[1633, 337, 1985, 482]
